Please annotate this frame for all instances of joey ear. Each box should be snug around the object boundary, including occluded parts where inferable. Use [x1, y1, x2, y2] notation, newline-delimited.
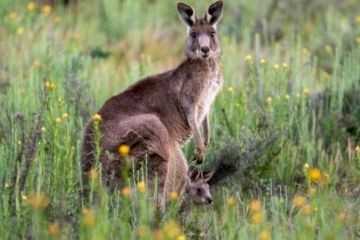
[202, 170, 215, 183]
[207, 0, 223, 26]
[189, 167, 214, 183]
[184, 176, 192, 192]
[177, 2, 195, 27]
[188, 167, 201, 181]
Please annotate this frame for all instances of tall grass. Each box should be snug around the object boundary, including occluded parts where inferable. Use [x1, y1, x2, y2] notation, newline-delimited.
[0, 0, 359, 239]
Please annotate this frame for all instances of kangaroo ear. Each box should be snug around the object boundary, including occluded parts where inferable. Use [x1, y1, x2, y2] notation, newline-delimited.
[177, 2, 195, 27]
[189, 167, 215, 183]
[189, 167, 201, 181]
[202, 170, 215, 183]
[207, 0, 223, 26]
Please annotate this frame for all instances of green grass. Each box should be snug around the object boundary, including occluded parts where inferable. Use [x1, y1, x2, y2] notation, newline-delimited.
[0, 0, 360, 239]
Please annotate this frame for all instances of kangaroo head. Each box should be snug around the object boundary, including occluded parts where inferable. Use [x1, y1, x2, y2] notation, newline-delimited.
[185, 169, 214, 205]
[186, 180, 212, 204]
[177, 1, 223, 60]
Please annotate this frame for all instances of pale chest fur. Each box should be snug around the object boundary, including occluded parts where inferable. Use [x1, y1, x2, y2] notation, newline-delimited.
[197, 72, 223, 122]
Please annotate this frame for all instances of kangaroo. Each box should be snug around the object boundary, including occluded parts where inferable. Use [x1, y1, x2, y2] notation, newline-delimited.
[81, 1, 224, 207]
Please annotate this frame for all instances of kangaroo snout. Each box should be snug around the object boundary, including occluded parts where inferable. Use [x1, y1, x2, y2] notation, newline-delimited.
[201, 46, 210, 56]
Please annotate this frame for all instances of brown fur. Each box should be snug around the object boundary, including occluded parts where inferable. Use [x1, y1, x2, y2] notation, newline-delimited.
[81, 1, 224, 206]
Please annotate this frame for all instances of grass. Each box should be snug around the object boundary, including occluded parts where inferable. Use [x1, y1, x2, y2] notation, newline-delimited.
[0, 0, 360, 239]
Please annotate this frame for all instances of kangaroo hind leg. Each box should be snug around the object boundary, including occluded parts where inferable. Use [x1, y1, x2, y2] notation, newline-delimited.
[102, 114, 172, 197]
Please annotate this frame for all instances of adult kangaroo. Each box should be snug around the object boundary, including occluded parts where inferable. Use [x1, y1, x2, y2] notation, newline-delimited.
[81, 1, 224, 207]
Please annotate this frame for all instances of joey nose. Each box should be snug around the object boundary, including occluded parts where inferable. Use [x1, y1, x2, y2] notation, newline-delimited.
[206, 197, 213, 204]
[201, 47, 210, 54]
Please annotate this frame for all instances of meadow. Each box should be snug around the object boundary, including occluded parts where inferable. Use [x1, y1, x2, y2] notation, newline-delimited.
[0, 0, 360, 239]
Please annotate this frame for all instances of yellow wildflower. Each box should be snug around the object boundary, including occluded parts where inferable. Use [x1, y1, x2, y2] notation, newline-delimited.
[55, 117, 62, 124]
[260, 58, 267, 64]
[307, 187, 317, 196]
[163, 220, 182, 238]
[355, 146, 360, 154]
[32, 60, 42, 69]
[285, 94, 290, 100]
[303, 163, 310, 171]
[259, 230, 271, 240]
[266, 97, 272, 105]
[273, 64, 280, 70]
[87, 168, 98, 181]
[82, 208, 96, 227]
[282, 63, 289, 68]
[22, 193, 28, 201]
[356, 16, 360, 24]
[303, 88, 310, 96]
[227, 196, 236, 207]
[5, 182, 10, 188]
[356, 37, 360, 44]
[27, 2, 36, 12]
[292, 195, 307, 209]
[320, 70, 331, 81]
[48, 222, 60, 237]
[121, 186, 131, 198]
[245, 55, 253, 62]
[42, 5, 52, 16]
[177, 235, 187, 240]
[91, 113, 102, 123]
[118, 144, 130, 157]
[300, 204, 312, 215]
[62, 112, 69, 119]
[325, 45, 333, 54]
[170, 191, 179, 201]
[17, 27, 24, 35]
[227, 87, 234, 93]
[137, 181, 146, 193]
[25, 192, 49, 210]
[45, 81, 56, 91]
[41, 127, 46, 133]
[308, 167, 322, 184]
[249, 199, 262, 213]
[250, 211, 264, 224]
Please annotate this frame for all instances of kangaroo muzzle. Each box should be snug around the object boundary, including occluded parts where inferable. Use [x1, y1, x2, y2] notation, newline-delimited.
[198, 34, 211, 58]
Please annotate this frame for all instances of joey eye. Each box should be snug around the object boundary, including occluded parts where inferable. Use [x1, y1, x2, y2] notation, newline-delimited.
[210, 31, 216, 38]
[190, 32, 197, 39]
[196, 188, 202, 195]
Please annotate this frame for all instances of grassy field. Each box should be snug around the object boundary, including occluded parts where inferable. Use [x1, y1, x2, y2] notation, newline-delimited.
[0, 0, 360, 239]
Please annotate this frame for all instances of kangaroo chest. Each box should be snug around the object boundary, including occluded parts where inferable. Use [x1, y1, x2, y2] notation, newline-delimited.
[197, 73, 223, 122]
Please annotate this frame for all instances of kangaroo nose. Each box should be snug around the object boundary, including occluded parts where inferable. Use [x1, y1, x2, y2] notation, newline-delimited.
[206, 197, 213, 204]
[201, 47, 210, 54]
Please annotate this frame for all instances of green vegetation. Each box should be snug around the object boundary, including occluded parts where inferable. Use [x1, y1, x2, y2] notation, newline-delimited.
[0, 0, 359, 239]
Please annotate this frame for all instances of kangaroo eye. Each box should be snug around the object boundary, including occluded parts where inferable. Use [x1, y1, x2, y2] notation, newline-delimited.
[196, 188, 202, 195]
[210, 31, 216, 38]
[190, 32, 197, 39]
